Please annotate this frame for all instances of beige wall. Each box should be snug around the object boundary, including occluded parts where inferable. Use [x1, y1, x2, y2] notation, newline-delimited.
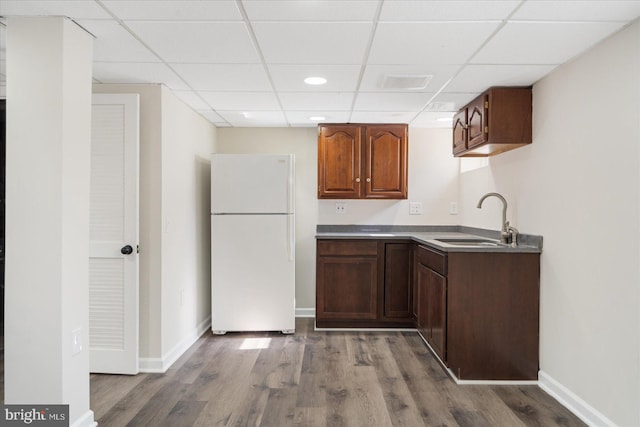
[160, 86, 217, 358]
[458, 21, 640, 426]
[317, 128, 460, 225]
[216, 127, 460, 310]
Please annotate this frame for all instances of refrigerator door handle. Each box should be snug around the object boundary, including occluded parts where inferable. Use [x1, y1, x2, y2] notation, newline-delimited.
[287, 214, 295, 261]
[287, 154, 295, 262]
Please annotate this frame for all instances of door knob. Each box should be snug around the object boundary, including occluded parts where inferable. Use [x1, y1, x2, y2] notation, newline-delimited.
[121, 245, 133, 255]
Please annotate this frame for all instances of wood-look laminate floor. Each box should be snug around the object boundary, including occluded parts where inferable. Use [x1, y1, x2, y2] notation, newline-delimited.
[91, 318, 585, 427]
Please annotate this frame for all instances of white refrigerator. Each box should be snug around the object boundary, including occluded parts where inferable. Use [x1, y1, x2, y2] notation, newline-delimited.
[210, 154, 295, 334]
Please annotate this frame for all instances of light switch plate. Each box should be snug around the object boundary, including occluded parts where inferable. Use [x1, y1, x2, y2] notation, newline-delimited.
[450, 202, 459, 215]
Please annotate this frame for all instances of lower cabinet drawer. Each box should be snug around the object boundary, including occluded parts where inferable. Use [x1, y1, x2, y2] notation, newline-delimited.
[417, 245, 447, 275]
[317, 239, 378, 256]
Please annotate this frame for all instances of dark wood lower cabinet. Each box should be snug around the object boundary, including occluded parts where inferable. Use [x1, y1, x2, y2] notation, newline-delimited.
[446, 252, 540, 380]
[316, 238, 540, 381]
[384, 243, 413, 319]
[416, 246, 447, 362]
[316, 239, 414, 328]
[426, 267, 446, 361]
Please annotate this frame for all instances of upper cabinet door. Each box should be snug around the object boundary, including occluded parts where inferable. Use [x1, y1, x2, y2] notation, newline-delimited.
[317, 125, 362, 199]
[452, 109, 468, 155]
[364, 124, 408, 199]
[467, 94, 488, 149]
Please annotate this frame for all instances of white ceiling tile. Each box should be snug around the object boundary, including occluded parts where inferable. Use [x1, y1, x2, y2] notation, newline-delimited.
[77, 20, 160, 62]
[411, 111, 455, 128]
[285, 111, 351, 127]
[0, 1, 111, 19]
[172, 91, 212, 111]
[368, 22, 502, 65]
[428, 92, 481, 111]
[446, 64, 557, 92]
[171, 63, 271, 91]
[243, 0, 379, 21]
[350, 111, 416, 123]
[127, 22, 259, 63]
[102, 0, 241, 21]
[217, 110, 288, 127]
[472, 21, 627, 64]
[353, 92, 435, 112]
[93, 62, 190, 90]
[253, 22, 373, 64]
[360, 64, 459, 92]
[512, 1, 640, 22]
[380, 1, 520, 21]
[279, 92, 354, 110]
[199, 91, 281, 111]
[268, 64, 361, 92]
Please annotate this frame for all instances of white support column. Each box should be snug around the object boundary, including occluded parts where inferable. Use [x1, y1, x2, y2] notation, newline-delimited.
[5, 17, 95, 427]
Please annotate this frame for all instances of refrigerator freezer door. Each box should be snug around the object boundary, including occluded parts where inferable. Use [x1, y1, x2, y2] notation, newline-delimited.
[211, 154, 294, 214]
[211, 214, 295, 332]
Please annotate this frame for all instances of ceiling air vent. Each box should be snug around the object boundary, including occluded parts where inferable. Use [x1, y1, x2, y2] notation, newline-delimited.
[380, 74, 432, 90]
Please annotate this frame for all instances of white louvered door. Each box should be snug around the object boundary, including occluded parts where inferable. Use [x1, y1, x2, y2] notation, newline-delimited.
[89, 94, 139, 374]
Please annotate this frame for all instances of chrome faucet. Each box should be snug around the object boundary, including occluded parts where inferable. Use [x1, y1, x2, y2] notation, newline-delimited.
[477, 192, 518, 247]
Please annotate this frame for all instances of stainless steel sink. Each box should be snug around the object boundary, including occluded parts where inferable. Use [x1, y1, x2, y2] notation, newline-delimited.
[435, 238, 505, 247]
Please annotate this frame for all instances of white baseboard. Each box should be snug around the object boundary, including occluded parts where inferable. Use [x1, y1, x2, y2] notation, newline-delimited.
[295, 307, 315, 318]
[538, 370, 617, 427]
[139, 315, 211, 373]
[70, 410, 96, 427]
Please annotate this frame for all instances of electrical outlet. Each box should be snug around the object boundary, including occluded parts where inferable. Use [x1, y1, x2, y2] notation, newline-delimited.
[450, 202, 459, 215]
[335, 202, 346, 214]
[409, 202, 422, 215]
[71, 328, 82, 356]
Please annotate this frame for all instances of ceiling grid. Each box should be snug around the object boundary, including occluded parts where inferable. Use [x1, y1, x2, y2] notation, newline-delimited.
[0, 0, 638, 127]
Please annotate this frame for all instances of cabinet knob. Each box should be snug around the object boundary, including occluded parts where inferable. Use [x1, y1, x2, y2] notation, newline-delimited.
[355, 178, 361, 183]
[366, 178, 371, 182]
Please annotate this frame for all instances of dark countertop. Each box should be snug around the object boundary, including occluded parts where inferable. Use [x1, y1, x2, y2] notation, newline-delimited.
[316, 225, 542, 253]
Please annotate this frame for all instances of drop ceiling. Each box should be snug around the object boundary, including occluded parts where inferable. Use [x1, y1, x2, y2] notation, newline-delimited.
[0, 1, 638, 128]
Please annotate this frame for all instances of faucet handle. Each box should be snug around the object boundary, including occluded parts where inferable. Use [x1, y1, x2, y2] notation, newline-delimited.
[506, 225, 519, 247]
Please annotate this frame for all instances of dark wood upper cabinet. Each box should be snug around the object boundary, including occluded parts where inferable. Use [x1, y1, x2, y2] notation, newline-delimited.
[364, 125, 408, 199]
[453, 87, 532, 157]
[318, 123, 408, 199]
[317, 125, 362, 199]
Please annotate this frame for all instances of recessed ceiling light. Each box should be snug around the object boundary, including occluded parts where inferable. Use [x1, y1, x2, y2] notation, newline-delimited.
[304, 76, 327, 85]
[309, 116, 326, 121]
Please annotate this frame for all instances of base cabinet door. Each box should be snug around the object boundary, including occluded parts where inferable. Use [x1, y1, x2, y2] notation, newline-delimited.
[416, 263, 430, 340]
[417, 262, 447, 362]
[384, 243, 413, 320]
[316, 240, 379, 326]
[316, 256, 377, 321]
[426, 268, 446, 361]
